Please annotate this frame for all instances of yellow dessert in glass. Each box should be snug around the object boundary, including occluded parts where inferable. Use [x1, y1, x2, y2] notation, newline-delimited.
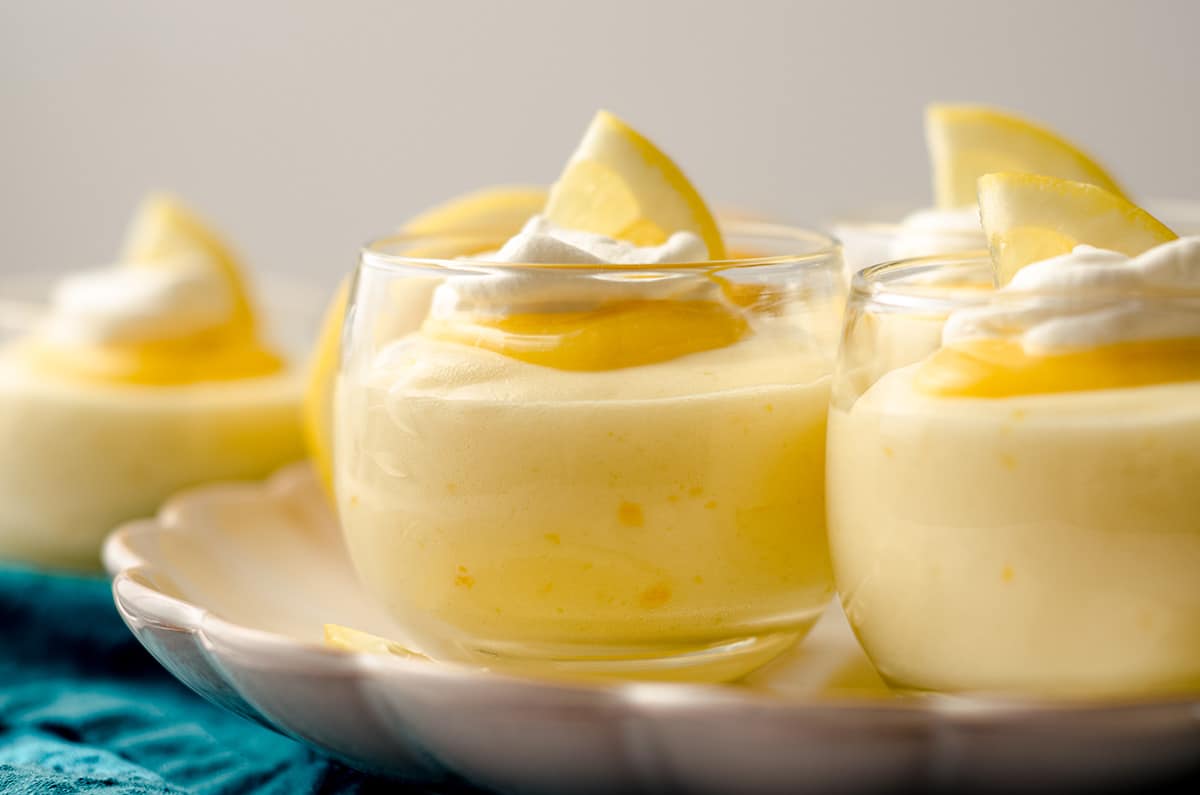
[828, 174, 1200, 696]
[0, 196, 304, 570]
[333, 112, 844, 681]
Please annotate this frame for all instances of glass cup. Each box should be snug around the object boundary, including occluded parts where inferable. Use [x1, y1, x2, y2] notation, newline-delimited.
[827, 253, 1200, 697]
[335, 222, 845, 681]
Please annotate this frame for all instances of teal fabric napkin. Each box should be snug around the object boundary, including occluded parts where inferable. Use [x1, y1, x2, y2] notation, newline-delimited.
[0, 565, 467, 794]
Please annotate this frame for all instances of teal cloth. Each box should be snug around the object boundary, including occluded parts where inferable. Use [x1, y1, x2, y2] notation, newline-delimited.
[0, 565, 469, 794]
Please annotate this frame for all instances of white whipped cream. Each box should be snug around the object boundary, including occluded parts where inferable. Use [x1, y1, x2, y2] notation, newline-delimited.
[43, 257, 234, 346]
[889, 206, 986, 260]
[943, 237, 1200, 352]
[490, 215, 707, 265]
[432, 215, 713, 317]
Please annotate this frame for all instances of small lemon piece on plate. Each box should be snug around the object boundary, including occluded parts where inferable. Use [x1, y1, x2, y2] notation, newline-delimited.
[978, 172, 1177, 284]
[323, 624, 424, 658]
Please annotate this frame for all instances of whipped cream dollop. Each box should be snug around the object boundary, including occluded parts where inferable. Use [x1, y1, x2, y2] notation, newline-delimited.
[943, 237, 1200, 352]
[432, 215, 714, 317]
[889, 206, 986, 260]
[43, 258, 234, 346]
[490, 215, 707, 265]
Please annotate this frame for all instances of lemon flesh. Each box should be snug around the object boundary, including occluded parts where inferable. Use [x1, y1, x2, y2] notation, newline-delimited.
[545, 110, 725, 259]
[978, 173, 1176, 284]
[928, 104, 1128, 209]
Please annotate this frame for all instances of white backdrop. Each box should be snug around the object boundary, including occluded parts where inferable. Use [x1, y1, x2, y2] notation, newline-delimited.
[2, 0, 1197, 292]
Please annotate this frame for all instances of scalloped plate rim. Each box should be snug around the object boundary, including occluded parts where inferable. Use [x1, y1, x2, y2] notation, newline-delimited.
[100, 463, 1200, 790]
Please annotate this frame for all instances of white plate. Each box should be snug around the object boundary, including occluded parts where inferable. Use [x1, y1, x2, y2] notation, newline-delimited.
[103, 464, 1200, 794]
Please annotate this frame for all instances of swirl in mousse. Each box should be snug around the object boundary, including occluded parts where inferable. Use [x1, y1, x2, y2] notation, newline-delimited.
[0, 196, 303, 569]
[334, 112, 843, 681]
[829, 173, 1200, 696]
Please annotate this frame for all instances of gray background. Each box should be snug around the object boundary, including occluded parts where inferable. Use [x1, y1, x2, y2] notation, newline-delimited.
[2, 0, 1197, 292]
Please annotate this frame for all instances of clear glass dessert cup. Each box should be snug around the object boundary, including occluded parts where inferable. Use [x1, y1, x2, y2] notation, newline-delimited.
[335, 222, 845, 682]
[828, 254, 1200, 698]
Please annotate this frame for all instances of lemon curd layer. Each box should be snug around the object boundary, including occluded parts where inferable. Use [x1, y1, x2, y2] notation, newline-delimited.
[828, 364, 1200, 696]
[336, 332, 834, 668]
[0, 348, 303, 570]
[915, 337, 1200, 397]
[423, 298, 749, 371]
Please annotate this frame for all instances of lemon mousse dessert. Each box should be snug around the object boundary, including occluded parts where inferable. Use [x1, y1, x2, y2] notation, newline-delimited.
[0, 195, 304, 570]
[828, 173, 1200, 697]
[335, 112, 843, 681]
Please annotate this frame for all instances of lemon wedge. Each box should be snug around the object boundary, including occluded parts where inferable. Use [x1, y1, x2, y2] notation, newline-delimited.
[323, 624, 425, 658]
[544, 110, 725, 259]
[978, 173, 1177, 284]
[122, 193, 258, 336]
[927, 104, 1129, 209]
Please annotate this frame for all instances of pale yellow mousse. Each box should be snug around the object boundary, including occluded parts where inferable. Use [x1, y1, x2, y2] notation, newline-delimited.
[332, 113, 838, 680]
[339, 330, 834, 674]
[830, 370, 1200, 696]
[828, 177, 1199, 696]
[0, 196, 303, 570]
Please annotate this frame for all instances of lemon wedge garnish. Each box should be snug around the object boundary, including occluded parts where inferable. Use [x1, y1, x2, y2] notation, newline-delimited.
[323, 624, 425, 658]
[544, 110, 725, 259]
[978, 173, 1177, 284]
[122, 193, 259, 336]
[927, 104, 1129, 209]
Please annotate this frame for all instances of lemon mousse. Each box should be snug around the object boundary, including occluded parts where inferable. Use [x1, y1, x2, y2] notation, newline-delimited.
[829, 175, 1200, 696]
[334, 112, 842, 681]
[0, 195, 304, 570]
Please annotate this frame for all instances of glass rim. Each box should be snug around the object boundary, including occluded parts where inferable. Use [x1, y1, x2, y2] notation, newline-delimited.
[829, 195, 1200, 233]
[853, 251, 1200, 306]
[360, 220, 842, 274]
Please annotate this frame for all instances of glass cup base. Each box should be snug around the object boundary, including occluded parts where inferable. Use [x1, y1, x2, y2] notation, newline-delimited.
[451, 621, 823, 684]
